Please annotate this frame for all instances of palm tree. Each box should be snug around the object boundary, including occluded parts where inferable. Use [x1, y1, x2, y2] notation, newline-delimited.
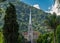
[45, 12, 60, 43]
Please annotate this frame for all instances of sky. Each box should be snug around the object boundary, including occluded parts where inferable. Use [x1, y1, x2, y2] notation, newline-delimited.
[20, 0, 54, 11]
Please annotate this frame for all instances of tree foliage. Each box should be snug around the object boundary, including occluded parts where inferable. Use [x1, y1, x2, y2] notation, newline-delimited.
[37, 33, 53, 43]
[18, 34, 27, 43]
[56, 25, 60, 43]
[45, 12, 60, 43]
[0, 32, 3, 43]
[37, 34, 43, 43]
[45, 13, 59, 29]
[3, 3, 19, 43]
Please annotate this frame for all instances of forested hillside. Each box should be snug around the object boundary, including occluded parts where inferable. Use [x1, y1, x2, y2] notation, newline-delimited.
[0, 0, 51, 33]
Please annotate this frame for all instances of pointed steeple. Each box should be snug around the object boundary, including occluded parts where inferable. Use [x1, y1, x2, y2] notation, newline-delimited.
[7, 0, 18, 2]
[29, 9, 32, 24]
[28, 9, 33, 43]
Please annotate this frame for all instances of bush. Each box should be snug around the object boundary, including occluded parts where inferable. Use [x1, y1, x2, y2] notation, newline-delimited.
[37, 33, 54, 43]
[0, 32, 3, 43]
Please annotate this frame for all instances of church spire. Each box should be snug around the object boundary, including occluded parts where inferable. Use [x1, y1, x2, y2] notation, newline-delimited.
[28, 9, 33, 43]
[29, 9, 32, 24]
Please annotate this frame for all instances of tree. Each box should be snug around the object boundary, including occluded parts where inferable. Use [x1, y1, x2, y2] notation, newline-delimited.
[45, 13, 60, 43]
[18, 34, 27, 43]
[37, 34, 43, 43]
[3, 3, 19, 43]
[37, 33, 53, 43]
[0, 32, 3, 43]
[56, 25, 60, 43]
[43, 33, 50, 43]
[43, 33, 53, 43]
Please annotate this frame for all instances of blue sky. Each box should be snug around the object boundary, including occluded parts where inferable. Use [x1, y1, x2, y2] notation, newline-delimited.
[20, 0, 54, 11]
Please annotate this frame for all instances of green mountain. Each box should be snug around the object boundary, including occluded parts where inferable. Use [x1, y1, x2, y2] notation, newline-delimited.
[0, 0, 51, 33]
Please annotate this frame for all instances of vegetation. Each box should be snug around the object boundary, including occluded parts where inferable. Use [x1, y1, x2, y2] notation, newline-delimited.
[0, 32, 3, 43]
[3, 3, 19, 43]
[45, 13, 60, 43]
[0, 1, 50, 32]
[37, 32, 54, 43]
[56, 25, 60, 43]
[0, 0, 60, 43]
[37, 34, 43, 43]
[18, 34, 27, 43]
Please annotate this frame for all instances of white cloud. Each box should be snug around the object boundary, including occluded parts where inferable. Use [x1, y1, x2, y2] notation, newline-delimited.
[46, 0, 60, 15]
[33, 4, 40, 9]
[44, 11, 50, 13]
